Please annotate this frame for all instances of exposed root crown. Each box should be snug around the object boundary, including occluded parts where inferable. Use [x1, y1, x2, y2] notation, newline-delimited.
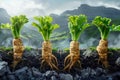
[12, 39, 24, 68]
[41, 41, 58, 70]
[64, 41, 81, 71]
[97, 39, 109, 68]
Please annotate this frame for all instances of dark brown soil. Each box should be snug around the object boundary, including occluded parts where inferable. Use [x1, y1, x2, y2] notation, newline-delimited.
[0, 48, 120, 80]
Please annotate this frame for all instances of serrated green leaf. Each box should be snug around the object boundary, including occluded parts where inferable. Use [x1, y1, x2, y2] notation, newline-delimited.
[92, 16, 120, 40]
[1, 15, 28, 39]
[53, 24, 59, 30]
[32, 16, 60, 41]
[113, 25, 120, 31]
[0, 23, 11, 29]
[68, 14, 90, 41]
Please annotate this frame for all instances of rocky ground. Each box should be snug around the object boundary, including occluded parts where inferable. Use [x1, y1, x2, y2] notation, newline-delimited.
[0, 48, 120, 80]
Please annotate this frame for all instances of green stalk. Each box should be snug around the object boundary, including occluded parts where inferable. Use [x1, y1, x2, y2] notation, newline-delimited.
[102, 29, 110, 40]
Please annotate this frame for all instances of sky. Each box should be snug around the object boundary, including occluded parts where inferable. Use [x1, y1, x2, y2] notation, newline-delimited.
[0, 0, 120, 17]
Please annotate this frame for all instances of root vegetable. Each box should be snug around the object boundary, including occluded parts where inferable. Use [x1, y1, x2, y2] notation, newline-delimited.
[64, 14, 90, 71]
[0, 15, 28, 68]
[41, 41, 58, 70]
[92, 16, 120, 68]
[13, 39, 24, 67]
[32, 16, 59, 70]
[64, 41, 81, 71]
[97, 40, 108, 68]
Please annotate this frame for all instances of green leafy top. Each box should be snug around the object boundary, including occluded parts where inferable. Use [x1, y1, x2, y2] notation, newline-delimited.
[0, 15, 28, 39]
[68, 14, 90, 41]
[32, 16, 59, 41]
[92, 16, 120, 40]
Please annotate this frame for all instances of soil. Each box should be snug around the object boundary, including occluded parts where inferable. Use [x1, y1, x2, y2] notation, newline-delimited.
[0, 48, 120, 80]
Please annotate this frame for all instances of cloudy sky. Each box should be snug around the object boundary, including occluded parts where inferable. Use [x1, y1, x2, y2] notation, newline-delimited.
[0, 0, 120, 17]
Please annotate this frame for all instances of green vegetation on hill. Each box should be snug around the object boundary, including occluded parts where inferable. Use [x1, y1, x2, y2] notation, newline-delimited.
[50, 31, 69, 42]
[88, 46, 120, 51]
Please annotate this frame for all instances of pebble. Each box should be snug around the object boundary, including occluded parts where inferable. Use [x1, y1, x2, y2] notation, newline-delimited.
[45, 70, 58, 78]
[15, 66, 28, 80]
[59, 73, 73, 80]
[81, 67, 94, 78]
[95, 67, 106, 76]
[115, 57, 120, 66]
[32, 67, 42, 78]
[51, 75, 57, 80]
[7, 74, 16, 80]
[83, 49, 97, 59]
[0, 61, 8, 76]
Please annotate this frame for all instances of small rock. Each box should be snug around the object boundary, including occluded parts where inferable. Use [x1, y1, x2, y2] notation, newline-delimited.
[32, 67, 42, 78]
[59, 73, 65, 80]
[108, 77, 112, 80]
[59, 73, 73, 80]
[1, 75, 7, 80]
[52, 71, 58, 76]
[83, 49, 96, 59]
[91, 69, 96, 77]
[31, 67, 39, 71]
[95, 67, 106, 76]
[81, 67, 97, 79]
[27, 68, 33, 79]
[51, 76, 57, 80]
[15, 66, 28, 74]
[7, 75, 16, 80]
[24, 49, 40, 57]
[45, 70, 58, 78]
[6, 66, 11, 74]
[112, 72, 120, 80]
[0, 61, 8, 76]
[65, 74, 73, 80]
[115, 57, 120, 66]
[81, 67, 91, 78]
[15, 67, 28, 80]
[0, 61, 8, 70]
[100, 75, 107, 80]
[74, 74, 80, 80]
[45, 71, 52, 77]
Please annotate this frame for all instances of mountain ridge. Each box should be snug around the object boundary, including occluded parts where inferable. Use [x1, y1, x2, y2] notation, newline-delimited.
[0, 8, 10, 24]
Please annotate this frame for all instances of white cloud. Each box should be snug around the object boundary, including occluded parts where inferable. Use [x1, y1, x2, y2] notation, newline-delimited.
[44, 1, 81, 15]
[0, 0, 45, 17]
[23, 1, 45, 9]
[0, 0, 120, 17]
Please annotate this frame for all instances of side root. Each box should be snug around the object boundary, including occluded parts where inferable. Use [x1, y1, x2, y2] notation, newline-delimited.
[40, 54, 59, 70]
[64, 41, 81, 71]
[64, 54, 81, 71]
